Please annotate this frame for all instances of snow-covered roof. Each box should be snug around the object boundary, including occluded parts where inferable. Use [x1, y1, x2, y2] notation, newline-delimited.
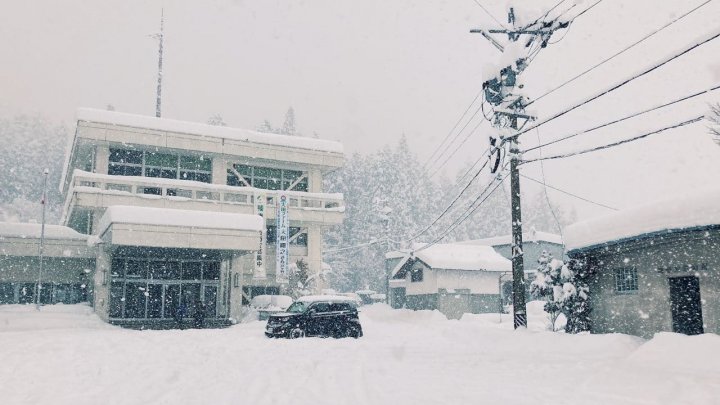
[0, 222, 88, 240]
[389, 243, 510, 275]
[76, 108, 344, 154]
[296, 295, 358, 303]
[459, 230, 563, 247]
[96, 205, 264, 236]
[565, 187, 720, 251]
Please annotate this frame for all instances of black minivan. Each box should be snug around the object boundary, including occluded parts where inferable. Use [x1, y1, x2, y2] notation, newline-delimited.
[265, 297, 363, 339]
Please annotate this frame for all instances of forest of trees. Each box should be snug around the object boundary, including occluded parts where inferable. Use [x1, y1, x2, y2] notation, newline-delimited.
[0, 115, 68, 223]
[322, 136, 576, 293]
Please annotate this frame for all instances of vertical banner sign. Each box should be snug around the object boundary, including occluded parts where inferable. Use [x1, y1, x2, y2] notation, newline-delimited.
[276, 194, 290, 283]
[253, 192, 267, 280]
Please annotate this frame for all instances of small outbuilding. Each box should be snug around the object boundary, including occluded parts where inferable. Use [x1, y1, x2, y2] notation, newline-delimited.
[386, 243, 511, 319]
[565, 188, 720, 338]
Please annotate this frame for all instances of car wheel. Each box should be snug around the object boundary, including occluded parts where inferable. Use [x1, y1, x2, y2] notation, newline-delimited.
[289, 328, 305, 339]
[351, 327, 363, 339]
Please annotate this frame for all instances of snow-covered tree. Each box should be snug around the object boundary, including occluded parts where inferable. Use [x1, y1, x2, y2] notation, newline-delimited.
[0, 114, 67, 223]
[287, 258, 310, 298]
[256, 120, 274, 133]
[531, 252, 591, 333]
[709, 103, 720, 146]
[207, 113, 227, 126]
[531, 250, 563, 330]
[281, 107, 296, 136]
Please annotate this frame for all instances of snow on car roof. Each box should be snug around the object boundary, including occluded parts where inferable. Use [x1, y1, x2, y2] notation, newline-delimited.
[76, 108, 344, 154]
[296, 295, 358, 303]
[565, 186, 720, 251]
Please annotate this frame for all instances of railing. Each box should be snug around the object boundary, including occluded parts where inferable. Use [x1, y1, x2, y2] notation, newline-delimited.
[67, 170, 344, 211]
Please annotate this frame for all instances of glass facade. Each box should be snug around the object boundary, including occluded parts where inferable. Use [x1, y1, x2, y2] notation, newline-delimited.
[108, 148, 212, 183]
[109, 252, 222, 320]
[0, 282, 85, 305]
[227, 164, 308, 192]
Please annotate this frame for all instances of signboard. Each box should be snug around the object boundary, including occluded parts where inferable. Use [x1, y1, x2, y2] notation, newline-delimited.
[276, 194, 290, 284]
[253, 192, 267, 280]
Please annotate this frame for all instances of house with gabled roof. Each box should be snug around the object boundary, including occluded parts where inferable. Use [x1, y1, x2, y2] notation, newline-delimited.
[386, 243, 510, 319]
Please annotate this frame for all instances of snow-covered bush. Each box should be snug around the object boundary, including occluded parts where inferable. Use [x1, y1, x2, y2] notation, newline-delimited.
[531, 250, 591, 333]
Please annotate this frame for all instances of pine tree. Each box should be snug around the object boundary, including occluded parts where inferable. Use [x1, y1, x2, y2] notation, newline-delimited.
[288, 259, 310, 298]
[281, 107, 296, 136]
[207, 113, 227, 126]
[256, 120, 274, 133]
[709, 103, 720, 146]
[0, 114, 66, 223]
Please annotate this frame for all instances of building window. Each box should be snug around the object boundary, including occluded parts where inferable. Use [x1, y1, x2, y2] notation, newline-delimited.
[109, 255, 221, 319]
[108, 148, 212, 183]
[411, 268, 423, 283]
[227, 164, 308, 192]
[614, 267, 638, 293]
[265, 226, 307, 246]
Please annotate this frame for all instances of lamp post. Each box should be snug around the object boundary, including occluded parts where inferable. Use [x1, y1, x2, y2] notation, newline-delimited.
[36, 168, 49, 310]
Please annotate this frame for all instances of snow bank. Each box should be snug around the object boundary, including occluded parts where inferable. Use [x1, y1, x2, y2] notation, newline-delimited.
[0, 303, 718, 404]
[0, 222, 88, 240]
[76, 108, 344, 154]
[565, 187, 720, 251]
[96, 205, 264, 236]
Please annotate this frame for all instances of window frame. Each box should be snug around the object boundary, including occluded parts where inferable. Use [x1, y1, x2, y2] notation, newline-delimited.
[108, 148, 212, 184]
[227, 164, 308, 192]
[614, 267, 639, 294]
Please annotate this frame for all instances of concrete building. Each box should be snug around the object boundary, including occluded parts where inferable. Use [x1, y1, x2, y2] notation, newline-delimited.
[0, 108, 345, 328]
[565, 188, 720, 338]
[386, 243, 510, 319]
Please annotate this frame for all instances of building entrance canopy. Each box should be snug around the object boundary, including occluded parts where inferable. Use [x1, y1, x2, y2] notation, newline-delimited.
[96, 205, 263, 251]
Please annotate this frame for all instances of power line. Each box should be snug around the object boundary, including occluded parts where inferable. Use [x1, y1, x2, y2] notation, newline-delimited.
[520, 173, 618, 211]
[533, 127, 566, 250]
[422, 88, 483, 172]
[572, 0, 604, 20]
[521, 116, 704, 164]
[428, 118, 485, 178]
[471, 0, 508, 29]
[414, 168, 509, 253]
[528, 0, 715, 106]
[324, 238, 385, 255]
[524, 83, 720, 153]
[508, 27, 720, 142]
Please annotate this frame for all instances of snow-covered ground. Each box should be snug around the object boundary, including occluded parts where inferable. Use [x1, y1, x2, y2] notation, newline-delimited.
[1, 303, 718, 405]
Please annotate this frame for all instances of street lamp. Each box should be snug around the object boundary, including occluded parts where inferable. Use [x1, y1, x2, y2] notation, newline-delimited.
[36, 168, 49, 310]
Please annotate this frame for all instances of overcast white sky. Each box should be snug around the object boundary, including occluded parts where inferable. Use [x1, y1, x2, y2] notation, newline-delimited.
[1, 0, 719, 222]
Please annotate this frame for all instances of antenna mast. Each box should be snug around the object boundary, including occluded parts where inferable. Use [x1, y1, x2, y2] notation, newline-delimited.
[155, 9, 164, 118]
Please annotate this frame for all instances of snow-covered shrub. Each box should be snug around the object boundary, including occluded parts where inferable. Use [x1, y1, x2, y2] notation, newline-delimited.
[531, 250, 591, 333]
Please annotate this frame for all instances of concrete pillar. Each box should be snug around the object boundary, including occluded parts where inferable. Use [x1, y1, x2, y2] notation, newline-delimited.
[93, 247, 111, 322]
[95, 145, 109, 175]
[229, 252, 250, 322]
[307, 225, 324, 293]
[308, 169, 322, 193]
[212, 156, 227, 185]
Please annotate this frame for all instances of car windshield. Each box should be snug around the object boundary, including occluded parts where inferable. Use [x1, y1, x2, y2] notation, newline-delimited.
[285, 302, 307, 314]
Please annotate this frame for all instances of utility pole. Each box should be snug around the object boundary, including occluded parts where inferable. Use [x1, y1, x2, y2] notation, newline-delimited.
[36, 168, 49, 310]
[151, 9, 164, 118]
[472, 6, 568, 329]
